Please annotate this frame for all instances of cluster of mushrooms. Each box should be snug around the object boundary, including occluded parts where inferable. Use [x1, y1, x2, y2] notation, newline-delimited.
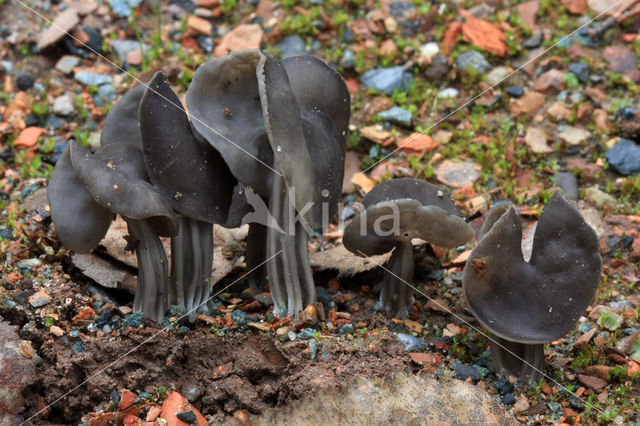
[48, 49, 602, 385]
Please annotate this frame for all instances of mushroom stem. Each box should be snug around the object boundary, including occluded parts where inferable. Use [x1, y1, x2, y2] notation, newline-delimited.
[381, 240, 414, 319]
[246, 223, 267, 294]
[489, 337, 545, 385]
[265, 175, 317, 316]
[169, 216, 214, 313]
[127, 218, 169, 323]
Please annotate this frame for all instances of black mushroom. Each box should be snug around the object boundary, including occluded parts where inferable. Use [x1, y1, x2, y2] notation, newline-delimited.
[138, 71, 236, 313]
[462, 192, 602, 384]
[187, 49, 350, 315]
[343, 178, 474, 319]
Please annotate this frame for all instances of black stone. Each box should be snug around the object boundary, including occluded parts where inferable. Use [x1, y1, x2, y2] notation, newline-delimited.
[176, 410, 197, 423]
[62, 26, 103, 58]
[568, 62, 589, 83]
[196, 35, 213, 54]
[605, 138, 640, 175]
[16, 74, 35, 91]
[0, 228, 13, 240]
[25, 115, 40, 127]
[453, 363, 481, 382]
[52, 140, 69, 164]
[501, 393, 516, 405]
[505, 86, 524, 98]
[342, 29, 355, 44]
[95, 309, 113, 327]
[495, 377, 514, 395]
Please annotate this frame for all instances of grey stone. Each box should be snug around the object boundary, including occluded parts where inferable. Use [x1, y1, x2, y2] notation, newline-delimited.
[276, 35, 307, 59]
[109, 0, 143, 17]
[456, 51, 491, 73]
[74, 71, 113, 86]
[340, 50, 355, 69]
[584, 187, 616, 208]
[53, 94, 75, 116]
[523, 30, 544, 48]
[605, 138, 640, 175]
[554, 172, 579, 200]
[453, 363, 481, 382]
[506, 86, 524, 98]
[360, 66, 413, 95]
[568, 62, 589, 83]
[425, 53, 450, 80]
[396, 333, 425, 351]
[486, 66, 510, 85]
[94, 84, 117, 107]
[55, 55, 80, 75]
[111, 40, 140, 63]
[378, 106, 412, 127]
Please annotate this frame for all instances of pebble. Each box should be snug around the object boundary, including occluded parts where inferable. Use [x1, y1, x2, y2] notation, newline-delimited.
[553, 172, 579, 200]
[584, 187, 616, 208]
[29, 290, 51, 307]
[231, 309, 247, 324]
[494, 377, 514, 395]
[396, 333, 425, 352]
[453, 363, 481, 382]
[360, 66, 413, 95]
[602, 46, 640, 82]
[513, 396, 530, 413]
[557, 125, 590, 145]
[63, 26, 103, 57]
[486, 66, 510, 85]
[505, 86, 524, 98]
[339, 323, 354, 335]
[122, 312, 144, 329]
[176, 410, 197, 423]
[378, 106, 412, 127]
[340, 206, 355, 221]
[456, 51, 491, 73]
[297, 328, 317, 340]
[418, 42, 440, 62]
[214, 24, 263, 57]
[501, 394, 516, 405]
[433, 159, 481, 188]
[53, 94, 75, 116]
[94, 84, 116, 107]
[523, 30, 544, 48]
[276, 35, 307, 58]
[510, 90, 545, 116]
[55, 55, 80, 75]
[111, 40, 140, 64]
[605, 138, 640, 175]
[568, 62, 589, 83]
[37, 8, 80, 49]
[16, 74, 35, 91]
[437, 88, 458, 98]
[535, 69, 565, 92]
[74, 71, 113, 86]
[109, 0, 143, 17]
[525, 126, 553, 153]
[340, 50, 355, 69]
[0, 228, 13, 240]
[309, 339, 317, 360]
[196, 35, 213, 54]
[50, 325, 64, 337]
[424, 54, 449, 80]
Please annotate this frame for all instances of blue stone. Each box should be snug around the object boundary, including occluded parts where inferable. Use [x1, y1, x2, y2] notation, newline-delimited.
[231, 309, 247, 324]
[605, 138, 640, 175]
[340, 206, 355, 221]
[297, 328, 317, 339]
[340, 50, 355, 69]
[309, 339, 317, 359]
[0, 228, 13, 240]
[339, 323, 354, 335]
[73, 340, 84, 353]
[568, 62, 589, 83]
[578, 323, 592, 333]
[396, 333, 425, 351]
[523, 30, 544, 48]
[276, 35, 307, 59]
[378, 106, 412, 127]
[501, 394, 515, 405]
[574, 29, 599, 48]
[342, 29, 355, 44]
[94, 84, 116, 107]
[109, 0, 144, 17]
[456, 51, 491, 73]
[122, 311, 144, 329]
[556, 36, 574, 49]
[389, 1, 415, 18]
[453, 363, 481, 382]
[75, 71, 113, 86]
[505, 86, 524, 98]
[360, 67, 413, 95]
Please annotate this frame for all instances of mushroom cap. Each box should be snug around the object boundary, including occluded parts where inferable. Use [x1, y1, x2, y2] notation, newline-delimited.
[462, 192, 602, 344]
[186, 49, 275, 198]
[281, 55, 350, 225]
[343, 178, 473, 256]
[100, 83, 147, 148]
[47, 144, 114, 253]
[69, 140, 178, 237]
[138, 71, 236, 224]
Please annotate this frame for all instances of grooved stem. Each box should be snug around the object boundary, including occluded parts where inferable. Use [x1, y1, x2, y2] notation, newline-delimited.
[246, 223, 267, 294]
[490, 337, 545, 385]
[381, 240, 414, 319]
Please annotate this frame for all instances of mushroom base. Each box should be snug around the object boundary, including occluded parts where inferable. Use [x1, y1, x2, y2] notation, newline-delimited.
[266, 175, 316, 316]
[490, 337, 545, 385]
[168, 217, 214, 314]
[380, 240, 415, 319]
[128, 219, 169, 323]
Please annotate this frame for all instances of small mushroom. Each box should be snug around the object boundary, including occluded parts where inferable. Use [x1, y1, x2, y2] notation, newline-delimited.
[138, 71, 236, 313]
[462, 192, 602, 384]
[343, 178, 474, 319]
[49, 140, 177, 322]
[187, 50, 350, 315]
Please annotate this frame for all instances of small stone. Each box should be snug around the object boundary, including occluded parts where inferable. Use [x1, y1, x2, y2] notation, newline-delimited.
[109, 0, 143, 17]
[593, 109, 613, 133]
[397, 133, 438, 153]
[437, 88, 459, 98]
[501, 394, 516, 405]
[299, 304, 317, 323]
[194, 7, 213, 17]
[37, 8, 80, 49]
[505, 86, 524, 98]
[53, 94, 75, 116]
[187, 16, 212, 36]
[495, 377, 514, 395]
[524, 127, 554, 154]
[453, 363, 481, 382]
[309, 339, 317, 359]
[587, 0, 609, 14]
[513, 396, 530, 413]
[55, 56, 80, 75]
[578, 374, 607, 392]
[360, 125, 394, 145]
[433, 159, 481, 188]
[360, 67, 413, 95]
[605, 138, 640, 175]
[603, 46, 640, 82]
[535, 69, 565, 92]
[378, 106, 412, 127]
[516, 1, 539, 30]
[94, 84, 116, 107]
[403, 319, 422, 334]
[340, 50, 355, 69]
[510, 91, 545, 116]
[297, 328, 316, 340]
[396, 333, 425, 352]
[546, 102, 572, 121]
[74, 71, 113, 86]
[486, 66, 510, 85]
[418, 42, 439, 63]
[523, 30, 544, 48]
[214, 24, 263, 57]
[111, 40, 140, 63]
[176, 410, 197, 423]
[275, 35, 307, 58]
[50, 325, 64, 337]
[14, 127, 45, 149]
[558, 125, 590, 145]
[568, 62, 589, 83]
[339, 323, 354, 335]
[126, 49, 142, 66]
[553, 172, 579, 200]
[29, 290, 51, 307]
[424, 54, 450, 80]
[16, 74, 35, 91]
[456, 50, 491, 73]
[584, 187, 616, 208]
